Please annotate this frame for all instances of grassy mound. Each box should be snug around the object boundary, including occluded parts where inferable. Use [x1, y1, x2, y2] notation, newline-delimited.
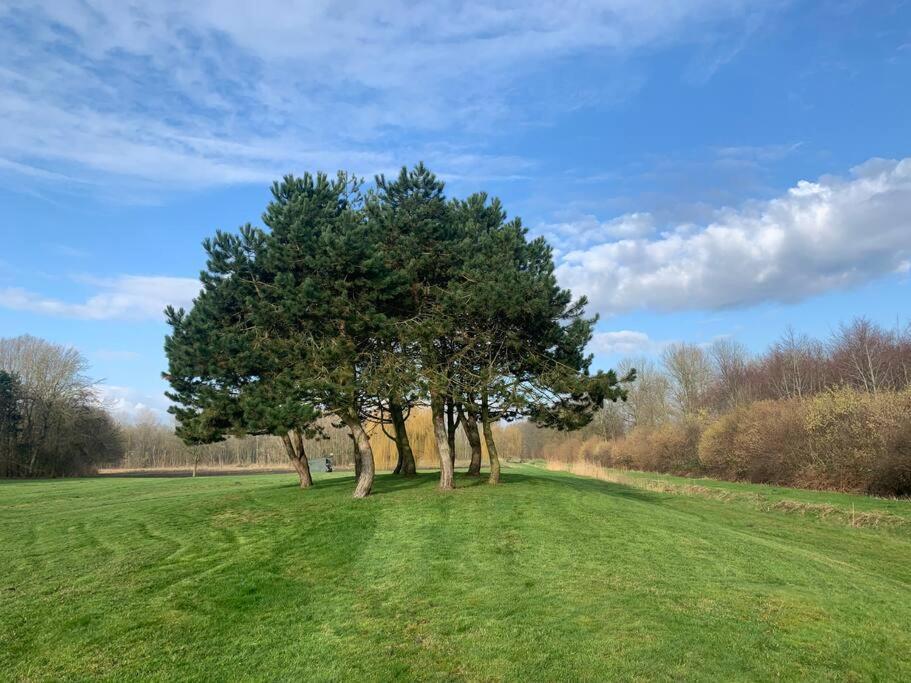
[1, 466, 909, 680]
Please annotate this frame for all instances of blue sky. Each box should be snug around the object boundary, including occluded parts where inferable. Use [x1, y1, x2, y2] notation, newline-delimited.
[1, 1, 909, 421]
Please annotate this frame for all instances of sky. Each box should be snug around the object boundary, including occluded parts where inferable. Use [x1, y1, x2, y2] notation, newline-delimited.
[1, 0, 909, 422]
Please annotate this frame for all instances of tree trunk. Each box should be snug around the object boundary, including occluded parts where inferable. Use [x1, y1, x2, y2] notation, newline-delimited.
[345, 415, 375, 498]
[192, 452, 199, 478]
[349, 432, 362, 478]
[390, 400, 417, 476]
[481, 391, 501, 485]
[462, 406, 483, 476]
[431, 390, 454, 490]
[291, 428, 313, 487]
[446, 396, 457, 467]
[281, 431, 313, 488]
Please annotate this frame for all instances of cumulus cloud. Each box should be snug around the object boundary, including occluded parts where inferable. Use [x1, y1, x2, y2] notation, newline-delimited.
[94, 384, 171, 424]
[0, 275, 199, 321]
[556, 157, 911, 317]
[589, 330, 667, 355]
[543, 212, 657, 250]
[0, 1, 776, 192]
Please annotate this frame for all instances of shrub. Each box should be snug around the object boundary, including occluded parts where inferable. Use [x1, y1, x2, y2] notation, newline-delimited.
[699, 399, 807, 484]
[802, 387, 911, 494]
[542, 386, 911, 496]
[607, 420, 702, 475]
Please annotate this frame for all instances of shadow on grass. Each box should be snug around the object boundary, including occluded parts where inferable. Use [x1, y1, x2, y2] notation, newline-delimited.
[158, 464, 665, 506]
[370, 467, 664, 504]
[283, 471, 442, 495]
[501, 469, 666, 506]
[299, 470, 503, 496]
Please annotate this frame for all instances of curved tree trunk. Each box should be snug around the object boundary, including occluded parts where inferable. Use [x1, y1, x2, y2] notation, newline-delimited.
[462, 406, 483, 476]
[392, 445, 403, 474]
[348, 432, 362, 479]
[431, 390, 454, 490]
[481, 391, 501, 485]
[345, 415, 375, 498]
[291, 428, 313, 487]
[390, 400, 417, 476]
[281, 430, 313, 488]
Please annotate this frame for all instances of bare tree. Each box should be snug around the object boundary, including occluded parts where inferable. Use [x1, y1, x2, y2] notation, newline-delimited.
[662, 344, 713, 419]
[709, 338, 753, 411]
[896, 321, 911, 389]
[0, 335, 121, 477]
[612, 357, 671, 429]
[757, 327, 830, 400]
[830, 317, 896, 393]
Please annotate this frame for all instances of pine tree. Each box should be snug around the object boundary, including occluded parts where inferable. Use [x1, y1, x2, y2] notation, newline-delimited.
[164, 223, 320, 488]
[370, 163, 460, 489]
[446, 193, 631, 483]
[258, 172, 407, 497]
[165, 164, 631, 496]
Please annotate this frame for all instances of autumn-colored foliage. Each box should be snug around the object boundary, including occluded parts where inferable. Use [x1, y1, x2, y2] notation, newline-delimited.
[537, 387, 911, 496]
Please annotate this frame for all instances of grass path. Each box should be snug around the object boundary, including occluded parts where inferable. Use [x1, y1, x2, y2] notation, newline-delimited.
[1, 466, 909, 681]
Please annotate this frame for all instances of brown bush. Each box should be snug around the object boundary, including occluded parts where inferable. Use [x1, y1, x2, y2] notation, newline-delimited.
[869, 415, 911, 496]
[699, 399, 807, 484]
[582, 436, 612, 466]
[539, 386, 911, 497]
[801, 387, 911, 494]
[607, 420, 702, 475]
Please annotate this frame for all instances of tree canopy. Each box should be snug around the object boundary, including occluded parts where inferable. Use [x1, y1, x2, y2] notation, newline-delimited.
[165, 164, 632, 497]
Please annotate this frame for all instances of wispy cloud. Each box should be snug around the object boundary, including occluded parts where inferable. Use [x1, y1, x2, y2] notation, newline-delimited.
[0, 275, 199, 321]
[47, 243, 91, 259]
[713, 142, 804, 163]
[589, 330, 669, 356]
[0, 1, 779, 195]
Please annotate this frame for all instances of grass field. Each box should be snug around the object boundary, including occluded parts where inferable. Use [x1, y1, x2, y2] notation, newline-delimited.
[1, 465, 910, 681]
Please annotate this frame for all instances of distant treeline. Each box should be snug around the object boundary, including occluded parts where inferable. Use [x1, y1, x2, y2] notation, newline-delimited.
[4, 317, 910, 494]
[0, 336, 522, 478]
[0, 336, 120, 478]
[525, 318, 911, 496]
[117, 408, 522, 472]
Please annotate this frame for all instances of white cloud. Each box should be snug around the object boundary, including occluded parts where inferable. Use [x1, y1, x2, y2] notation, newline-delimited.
[589, 330, 667, 355]
[94, 384, 171, 424]
[542, 212, 657, 249]
[604, 213, 657, 239]
[556, 157, 911, 316]
[0, 1, 778, 192]
[0, 275, 199, 321]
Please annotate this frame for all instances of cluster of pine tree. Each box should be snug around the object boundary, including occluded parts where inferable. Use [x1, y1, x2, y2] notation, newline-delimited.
[164, 164, 631, 497]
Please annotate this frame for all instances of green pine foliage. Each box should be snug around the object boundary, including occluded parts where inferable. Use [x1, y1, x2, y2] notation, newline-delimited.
[164, 164, 633, 496]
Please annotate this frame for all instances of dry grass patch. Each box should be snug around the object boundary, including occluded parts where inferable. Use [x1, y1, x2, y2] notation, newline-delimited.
[544, 460, 907, 528]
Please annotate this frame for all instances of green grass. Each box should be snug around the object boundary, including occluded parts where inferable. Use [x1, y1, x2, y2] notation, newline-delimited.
[1, 466, 910, 681]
